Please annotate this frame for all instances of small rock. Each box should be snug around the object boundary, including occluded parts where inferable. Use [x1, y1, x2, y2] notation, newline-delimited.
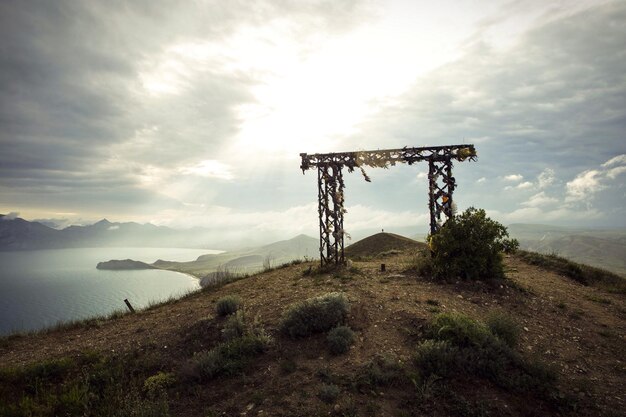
[523, 327, 529, 332]
[457, 295, 463, 299]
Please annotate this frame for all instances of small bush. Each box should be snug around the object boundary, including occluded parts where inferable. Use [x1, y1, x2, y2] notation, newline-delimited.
[327, 326, 355, 355]
[215, 295, 241, 316]
[417, 312, 559, 399]
[280, 292, 349, 338]
[144, 372, 176, 398]
[429, 207, 518, 280]
[428, 312, 491, 348]
[360, 354, 405, 387]
[222, 311, 246, 341]
[318, 383, 340, 404]
[190, 334, 271, 381]
[414, 339, 459, 377]
[486, 311, 519, 348]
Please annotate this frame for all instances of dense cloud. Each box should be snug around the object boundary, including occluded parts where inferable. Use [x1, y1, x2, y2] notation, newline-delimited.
[1, 0, 624, 236]
[341, 1, 626, 227]
[0, 0, 369, 218]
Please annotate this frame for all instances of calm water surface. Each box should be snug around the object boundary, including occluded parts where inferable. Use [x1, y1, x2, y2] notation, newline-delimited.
[0, 247, 220, 335]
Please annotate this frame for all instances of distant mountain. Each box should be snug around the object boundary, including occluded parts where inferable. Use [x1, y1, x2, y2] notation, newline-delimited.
[508, 223, 626, 276]
[0, 214, 61, 250]
[0, 215, 224, 251]
[151, 234, 319, 278]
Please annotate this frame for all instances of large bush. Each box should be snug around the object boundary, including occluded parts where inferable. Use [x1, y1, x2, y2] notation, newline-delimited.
[429, 207, 518, 280]
[415, 313, 557, 397]
[280, 292, 349, 338]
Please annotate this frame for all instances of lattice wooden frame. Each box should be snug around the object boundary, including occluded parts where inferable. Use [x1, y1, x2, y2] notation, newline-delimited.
[300, 145, 477, 266]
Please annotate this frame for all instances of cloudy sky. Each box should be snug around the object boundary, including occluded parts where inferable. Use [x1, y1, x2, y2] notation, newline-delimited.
[1, 0, 625, 240]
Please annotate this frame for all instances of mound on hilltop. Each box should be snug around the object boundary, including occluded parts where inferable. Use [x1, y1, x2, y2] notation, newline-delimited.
[344, 232, 425, 258]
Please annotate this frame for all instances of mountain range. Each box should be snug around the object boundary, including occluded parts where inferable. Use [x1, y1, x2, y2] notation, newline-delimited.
[0, 215, 247, 251]
[3, 214, 625, 276]
[507, 223, 626, 276]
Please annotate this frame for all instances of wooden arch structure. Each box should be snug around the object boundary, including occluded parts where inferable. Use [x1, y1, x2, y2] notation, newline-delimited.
[300, 145, 477, 266]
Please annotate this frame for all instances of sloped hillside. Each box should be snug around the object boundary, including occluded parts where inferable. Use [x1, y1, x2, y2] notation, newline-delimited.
[508, 224, 626, 276]
[0, 245, 624, 417]
[152, 234, 319, 277]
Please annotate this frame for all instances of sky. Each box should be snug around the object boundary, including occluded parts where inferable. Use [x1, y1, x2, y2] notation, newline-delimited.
[1, 0, 625, 241]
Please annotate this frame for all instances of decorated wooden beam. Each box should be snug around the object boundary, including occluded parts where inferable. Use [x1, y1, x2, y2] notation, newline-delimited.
[300, 145, 477, 266]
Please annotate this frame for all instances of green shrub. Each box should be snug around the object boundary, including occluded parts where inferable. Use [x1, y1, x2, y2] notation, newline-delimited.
[327, 326, 355, 355]
[280, 292, 349, 338]
[486, 311, 520, 348]
[144, 372, 176, 398]
[429, 207, 519, 280]
[428, 312, 491, 347]
[222, 311, 246, 341]
[190, 334, 271, 381]
[317, 383, 340, 404]
[215, 295, 241, 316]
[359, 354, 405, 387]
[0, 354, 172, 417]
[414, 339, 459, 377]
[417, 313, 559, 399]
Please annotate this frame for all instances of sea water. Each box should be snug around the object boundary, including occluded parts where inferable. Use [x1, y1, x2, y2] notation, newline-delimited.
[0, 247, 220, 335]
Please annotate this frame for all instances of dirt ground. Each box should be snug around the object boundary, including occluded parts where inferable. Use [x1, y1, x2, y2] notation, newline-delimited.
[1, 252, 624, 416]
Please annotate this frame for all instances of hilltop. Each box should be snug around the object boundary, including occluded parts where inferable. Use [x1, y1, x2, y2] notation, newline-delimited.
[344, 232, 426, 258]
[0, 235, 624, 416]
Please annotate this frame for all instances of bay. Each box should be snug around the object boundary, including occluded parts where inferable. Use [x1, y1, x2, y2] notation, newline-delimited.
[0, 247, 221, 336]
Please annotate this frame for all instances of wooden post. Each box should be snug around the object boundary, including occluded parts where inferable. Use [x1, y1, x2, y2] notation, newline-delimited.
[381, 263, 386, 272]
[124, 298, 135, 313]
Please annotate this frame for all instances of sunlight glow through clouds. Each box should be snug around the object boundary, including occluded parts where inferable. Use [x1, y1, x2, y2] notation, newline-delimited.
[175, 1, 522, 157]
[3, 0, 624, 232]
[179, 160, 234, 180]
